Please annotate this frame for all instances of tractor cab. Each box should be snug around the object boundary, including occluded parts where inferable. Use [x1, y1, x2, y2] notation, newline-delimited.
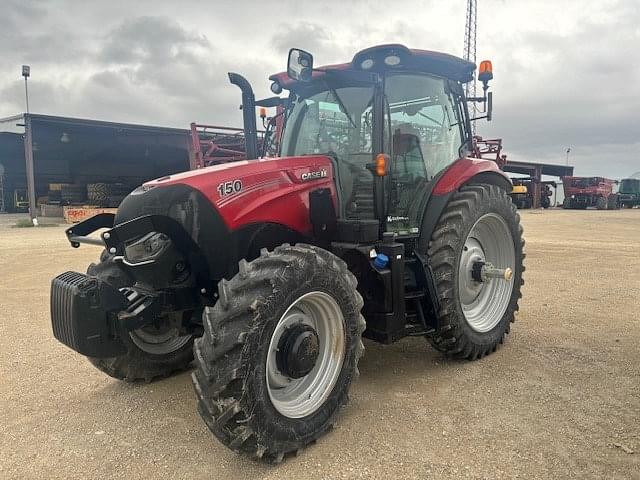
[241, 45, 493, 238]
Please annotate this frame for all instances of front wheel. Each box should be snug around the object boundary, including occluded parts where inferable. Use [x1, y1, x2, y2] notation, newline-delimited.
[192, 244, 365, 462]
[86, 256, 195, 382]
[427, 184, 525, 360]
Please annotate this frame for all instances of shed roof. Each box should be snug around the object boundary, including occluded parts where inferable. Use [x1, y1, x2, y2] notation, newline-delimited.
[503, 160, 574, 178]
[0, 113, 193, 136]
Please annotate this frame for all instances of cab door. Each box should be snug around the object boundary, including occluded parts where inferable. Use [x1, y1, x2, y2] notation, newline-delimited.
[383, 73, 465, 235]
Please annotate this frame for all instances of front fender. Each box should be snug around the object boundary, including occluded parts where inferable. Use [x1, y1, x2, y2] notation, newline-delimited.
[115, 184, 233, 286]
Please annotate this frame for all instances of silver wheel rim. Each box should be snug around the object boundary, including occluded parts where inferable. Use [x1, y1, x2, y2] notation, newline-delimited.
[129, 324, 192, 355]
[458, 213, 515, 333]
[266, 291, 346, 419]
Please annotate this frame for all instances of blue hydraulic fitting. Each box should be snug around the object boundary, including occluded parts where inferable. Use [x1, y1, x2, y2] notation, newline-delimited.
[373, 253, 389, 270]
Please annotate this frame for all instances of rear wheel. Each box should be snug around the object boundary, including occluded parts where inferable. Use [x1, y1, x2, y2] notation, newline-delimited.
[86, 255, 195, 382]
[427, 185, 524, 360]
[596, 196, 608, 210]
[192, 244, 365, 462]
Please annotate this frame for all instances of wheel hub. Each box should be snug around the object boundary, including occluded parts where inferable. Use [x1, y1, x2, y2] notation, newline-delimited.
[276, 324, 320, 378]
[471, 261, 514, 283]
[459, 238, 485, 305]
[457, 213, 516, 333]
[266, 291, 346, 419]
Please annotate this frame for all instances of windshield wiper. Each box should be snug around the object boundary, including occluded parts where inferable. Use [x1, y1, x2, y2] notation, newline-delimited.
[329, 87, 358, 130]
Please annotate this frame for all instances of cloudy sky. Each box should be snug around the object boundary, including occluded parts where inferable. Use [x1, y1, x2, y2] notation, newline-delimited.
[1, 0, 638, 177]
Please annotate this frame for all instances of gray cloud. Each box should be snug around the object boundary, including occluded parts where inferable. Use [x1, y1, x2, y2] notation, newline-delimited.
[99, 16, 209, 65]
[0, 0, 638, 177]
[271, 22, 334, 56]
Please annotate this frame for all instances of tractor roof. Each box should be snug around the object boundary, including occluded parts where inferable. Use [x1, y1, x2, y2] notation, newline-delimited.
[269, 44, 476, 89]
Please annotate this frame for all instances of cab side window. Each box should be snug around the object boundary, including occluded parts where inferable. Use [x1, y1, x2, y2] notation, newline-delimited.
[384, 74, 464, 234]
[385, 74, 463, 179]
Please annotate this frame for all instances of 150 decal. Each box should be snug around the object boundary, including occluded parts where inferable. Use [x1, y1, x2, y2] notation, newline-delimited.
[217, 180, 243, 197]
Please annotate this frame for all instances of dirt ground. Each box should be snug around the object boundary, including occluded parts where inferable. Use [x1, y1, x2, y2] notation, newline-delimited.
[0, 209, 638, 479]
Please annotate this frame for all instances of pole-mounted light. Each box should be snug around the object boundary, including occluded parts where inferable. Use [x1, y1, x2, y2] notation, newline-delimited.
[22, 65, 31, 114]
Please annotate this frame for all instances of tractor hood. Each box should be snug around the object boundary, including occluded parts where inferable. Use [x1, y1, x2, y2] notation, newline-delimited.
[140, 155, 336, 233]
[112, 155, 336, 284]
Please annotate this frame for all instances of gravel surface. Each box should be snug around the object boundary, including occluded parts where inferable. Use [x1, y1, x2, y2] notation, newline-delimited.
[1, 209, 638, 479]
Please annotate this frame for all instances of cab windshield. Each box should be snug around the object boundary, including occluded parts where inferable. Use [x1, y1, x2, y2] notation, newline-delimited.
[281, 80, 376, 220]
[280, 81, 375, 159]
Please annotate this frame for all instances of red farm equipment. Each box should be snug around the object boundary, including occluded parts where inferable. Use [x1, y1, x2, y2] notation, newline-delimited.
[50, 44, 524, 462]
[562, 176, 618, 209]
[189, 124, 250, 168]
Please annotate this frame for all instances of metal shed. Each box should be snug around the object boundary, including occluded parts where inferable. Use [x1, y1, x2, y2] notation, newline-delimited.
[0, 113, 194, 217]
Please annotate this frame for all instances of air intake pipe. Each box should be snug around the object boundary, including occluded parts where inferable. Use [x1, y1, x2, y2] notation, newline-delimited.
[228, 72, 258, 160]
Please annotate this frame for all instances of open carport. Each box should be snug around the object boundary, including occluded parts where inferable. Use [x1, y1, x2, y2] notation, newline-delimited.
[502, 160, 575, 208]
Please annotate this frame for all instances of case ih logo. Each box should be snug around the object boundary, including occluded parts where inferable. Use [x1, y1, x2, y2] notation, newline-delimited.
[301, 169, 328, 181]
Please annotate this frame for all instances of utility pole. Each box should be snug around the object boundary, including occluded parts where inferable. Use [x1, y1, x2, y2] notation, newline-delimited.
[21, 65, 37, 222]
[463, 0, 478, 134]
[22, 65, 30, 113]
[565, 147, 571, 166]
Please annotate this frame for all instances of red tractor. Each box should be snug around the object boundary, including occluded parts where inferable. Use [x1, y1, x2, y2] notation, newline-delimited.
[51, 45, 524, 462]
[562, 176, 618, 209]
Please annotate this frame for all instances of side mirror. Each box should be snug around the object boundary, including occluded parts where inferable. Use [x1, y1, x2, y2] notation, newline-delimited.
[287, 48, 314, 82]
[486, 91, 493, 122]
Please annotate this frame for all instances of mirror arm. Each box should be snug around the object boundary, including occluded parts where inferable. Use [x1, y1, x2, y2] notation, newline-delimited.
[255, 96, 285, 108]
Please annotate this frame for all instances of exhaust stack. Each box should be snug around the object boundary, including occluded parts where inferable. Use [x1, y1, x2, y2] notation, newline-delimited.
[228, 72, 258, 160]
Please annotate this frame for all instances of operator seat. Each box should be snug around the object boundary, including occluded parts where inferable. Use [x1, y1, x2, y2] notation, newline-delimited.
[390, 127, 429, 220]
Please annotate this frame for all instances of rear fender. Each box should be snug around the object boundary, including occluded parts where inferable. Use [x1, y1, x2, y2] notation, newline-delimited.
[418, 158, 512, 252]
[432, 157, 511, 195]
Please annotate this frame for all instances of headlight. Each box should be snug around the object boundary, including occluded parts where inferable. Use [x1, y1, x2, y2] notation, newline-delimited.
[384, 55, 401, 66]
[360, 58, 374, 70]
[124, 232, 172, 265]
